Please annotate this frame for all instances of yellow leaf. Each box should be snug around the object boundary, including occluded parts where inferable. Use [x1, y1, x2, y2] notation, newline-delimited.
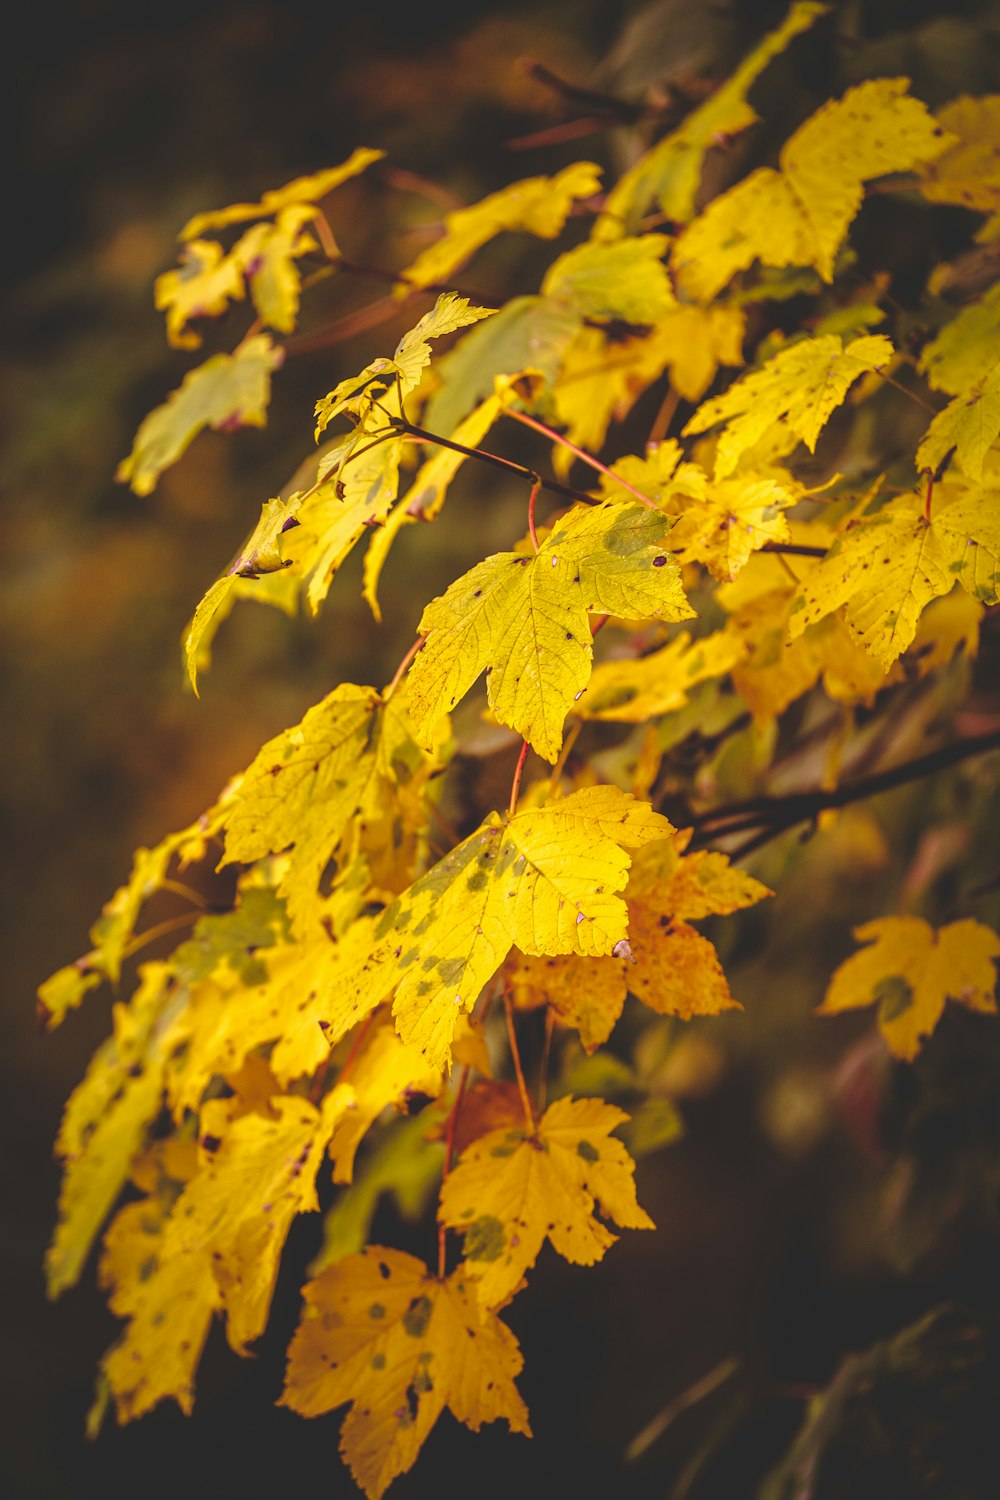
[166, 1092, 342, 1353]
[663, 464, 801, 579]
[155, 239, 246, 349]
[324, 786, 673, 1071]
[916, 361, 1000, 481]
[219, 684, 442, 934]
[594, 1, 827, 236]
[231, 203, 320, 333]
[582, 629, 745, 722]
[46, 965, 173, 1297]
[407, 501, 693, 762]
[918, 95, 1000, 214]
[918, 282, 1000, 397]
[508, 951, 626, 1053]
[623, 903, 742, 1021]
[439, 1095, 653, 1310]
[683, 333, 893, 480]
[628, 833, 773, 920]
[183, 493, 302, 691]
[392, 292, 496, 395]
[399, 161, 601, 290]
[280, 1247, 530, 1500]
[117, 334, 283, 496]
[298, 438, 403, 615]
[910, 588, 983, 674]
[326, 1019, 443, 1184]
[36, 960, 102, 1030]
[787, 490, 1000, 669]
[179, 148, 385, 238]
[541, 235, 676, 324]
[819, 916, 1000, 1059]
[673, 79, 949, 300]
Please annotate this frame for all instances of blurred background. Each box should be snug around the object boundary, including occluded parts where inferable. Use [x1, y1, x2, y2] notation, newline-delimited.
[6, 1, 1000, 1495]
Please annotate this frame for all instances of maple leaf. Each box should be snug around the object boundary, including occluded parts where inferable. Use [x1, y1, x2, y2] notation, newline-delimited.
[218, 683, 442, 934]
[398, 161, 601, 290]
[918, 282, 1000, 398]
[917, 95, 1000, 214]
[155, 239, 247, 349]
[787, 489, 1000, 669]
[179, 147, 385, 238]
[439, 1095, 653, 1309]
[594, 1, 826, 237]
[46, 964, 174, 1298]
[541, 235, 676, 325]
[582, 629, 745, 723]
[819, 916, 1000, 1059]
[326, 1018, 443, 1184]
[117, 334, 283, 495]
[663, 464, 801, 580]
[407, 500, 693, 762]
[673, 79, 949, 301]
[916, 360, 1000, 481]
[323, 786, 672, 1071]
[281, 1246, 530, 1498]
[183, 493, 302, 690]
[231, 203, 320, 333]
[426, 294, 582, 435]
[683, 333, 893, 480]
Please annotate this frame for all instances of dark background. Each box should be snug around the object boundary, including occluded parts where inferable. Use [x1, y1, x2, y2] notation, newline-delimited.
[6, 2, 1000, 1496]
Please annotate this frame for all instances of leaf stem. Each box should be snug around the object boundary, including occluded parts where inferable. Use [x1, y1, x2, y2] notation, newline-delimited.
[508, 739, 531, 819]
[504, 989, 536, 1129]
[502, 407, 658, 509]
[924, 468, 935, 522]
[391, 416, 594, 505]
[384, 635, 426, 700]
[538, 1007, 555, 1114]
[437, 1063, 470, 1278]
[119, 911, 199, 962]
[647, 385, 680, 447]
[527, 476, 542, 552]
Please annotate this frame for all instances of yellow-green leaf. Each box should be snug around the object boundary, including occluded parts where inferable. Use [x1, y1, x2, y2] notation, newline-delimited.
[916, 360, 1000, 481]
[541, 236, 675, 324]
[117, 334, 283, 496]
[407, 501, 693, 762]
[399, 162, 601, 290]
[231, 203, 320, 333]
[155, 239, 247, 349]
[673, 79, 949, 300]
[917, 95, 1000, 214]
[683, 334, 892, 479]
[787, 489, 1000, 668]
[582, 629, 745, 722]
[280, 1247, 530, 1500]
[819, 916, 1000, 1059]
[179, 148, 385, 238]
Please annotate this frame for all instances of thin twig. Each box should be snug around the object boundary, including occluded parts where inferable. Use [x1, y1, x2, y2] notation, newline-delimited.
[502, 406, 658, 509]
[392, 416, 595, 504]
[384, 635, 425, 700]
[504, 989, 536, 1128]
[508, 740, 531, 819]
[437, 1064, 470, 1277]
[527, 476, 542, 552]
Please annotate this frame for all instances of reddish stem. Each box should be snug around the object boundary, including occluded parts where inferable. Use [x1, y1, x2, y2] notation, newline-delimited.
[527, 477, 541, 553]
[384, 635, 425, 700]
[508, 739, 530, 819]
[502, 407, 657, 509]
[504, 989, 536, 1129]
[924, 469, 935, 522]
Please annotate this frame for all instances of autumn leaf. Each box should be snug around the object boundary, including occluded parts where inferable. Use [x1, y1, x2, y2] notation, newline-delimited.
[281, 1247, 529, 1498]
[179, 147, 385, 238]
[787, 488, 1000, 669]
[582, 629, 745, 723]
[321, 786, 672, 1071]
[155, 239, 247, 349]
[916, 360, 1000, 481]
[232, 203, 320, 333]
[439, 1095, 653, 1309]
[819, 916, 1000, 1059]
[918, 282, 1000, 398]
[683, 333, 893, 480]
[398, 161, 601, 290]
[117, 334, 283, 496]
[673, 79, 949, 300]
[541, 235, 676, 325]
[917, 95, 1000, 214]
[407, 500, 693, 762]
[594, 1, 826, 236]
[46, 965, 174, 1297]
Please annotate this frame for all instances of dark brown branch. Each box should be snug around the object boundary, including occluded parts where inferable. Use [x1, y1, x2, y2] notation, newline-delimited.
[689, 730, 1000, 851]
[761, 541, 828, 558]
[519, 57, 647, 124]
